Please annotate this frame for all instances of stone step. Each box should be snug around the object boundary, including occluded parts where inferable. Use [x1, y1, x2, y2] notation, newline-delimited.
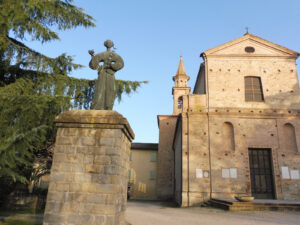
[208, 199, 300, 211]
[208, 200, 230, 210]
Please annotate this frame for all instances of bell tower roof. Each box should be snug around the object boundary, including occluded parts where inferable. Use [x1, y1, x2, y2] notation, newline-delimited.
[176, 56, 186, 76]
[173, 57, 190, 82]
[173, 57, 190, 87]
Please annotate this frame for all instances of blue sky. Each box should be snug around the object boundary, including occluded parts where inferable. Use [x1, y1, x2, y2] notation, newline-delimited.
[25, 0, 300, 143]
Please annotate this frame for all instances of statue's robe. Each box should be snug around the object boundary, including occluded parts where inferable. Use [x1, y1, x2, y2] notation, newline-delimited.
[89, 51, 124, 110]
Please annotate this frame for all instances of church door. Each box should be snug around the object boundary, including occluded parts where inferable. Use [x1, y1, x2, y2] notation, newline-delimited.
[248, 148, 275, 199]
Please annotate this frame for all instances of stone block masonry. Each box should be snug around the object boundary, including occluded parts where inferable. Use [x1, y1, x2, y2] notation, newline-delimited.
[43, 110, 134, 225]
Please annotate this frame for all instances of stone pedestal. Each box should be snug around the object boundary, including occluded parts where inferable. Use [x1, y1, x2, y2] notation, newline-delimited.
[43, 110, 134, 225]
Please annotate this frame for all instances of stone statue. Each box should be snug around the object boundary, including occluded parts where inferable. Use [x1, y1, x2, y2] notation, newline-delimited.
[88, 40, 124, 110]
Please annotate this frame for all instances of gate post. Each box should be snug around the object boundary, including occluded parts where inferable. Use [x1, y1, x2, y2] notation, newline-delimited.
[43, 110, 134, 225]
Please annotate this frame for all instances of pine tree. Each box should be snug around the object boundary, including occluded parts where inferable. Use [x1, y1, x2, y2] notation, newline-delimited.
[0, 0, 146, 198]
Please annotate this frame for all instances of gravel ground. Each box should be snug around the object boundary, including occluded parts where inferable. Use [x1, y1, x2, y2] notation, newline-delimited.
[125, 201, 300, 225]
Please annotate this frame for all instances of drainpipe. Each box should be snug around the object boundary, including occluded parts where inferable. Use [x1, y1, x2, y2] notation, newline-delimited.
[187, 95, 190, 206]
[275, 119, 283, 199]
[202, 53, 212, 200]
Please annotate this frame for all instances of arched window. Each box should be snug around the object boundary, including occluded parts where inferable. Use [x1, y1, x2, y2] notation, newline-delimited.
[222, 122, 235, 151]
[245, 76, 264, 102]
[178, 96, 183, 109]
[283, 123, 298, 153]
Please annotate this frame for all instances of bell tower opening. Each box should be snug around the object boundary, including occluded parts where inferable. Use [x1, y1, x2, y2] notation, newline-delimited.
[172, 57, 191, 114]
[177, 96, 183, 109]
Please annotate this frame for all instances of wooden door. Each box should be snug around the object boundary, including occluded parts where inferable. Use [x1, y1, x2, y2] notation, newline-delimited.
[248, 148, 275, 199]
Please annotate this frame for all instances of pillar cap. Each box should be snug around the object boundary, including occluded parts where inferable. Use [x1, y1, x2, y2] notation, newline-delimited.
[55, 110, 135, 140]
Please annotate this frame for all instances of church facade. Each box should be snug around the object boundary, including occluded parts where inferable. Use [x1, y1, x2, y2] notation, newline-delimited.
[158, 33, 300, 207]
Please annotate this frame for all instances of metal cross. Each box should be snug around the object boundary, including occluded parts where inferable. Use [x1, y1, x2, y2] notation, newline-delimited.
[245, 27, 249, 33]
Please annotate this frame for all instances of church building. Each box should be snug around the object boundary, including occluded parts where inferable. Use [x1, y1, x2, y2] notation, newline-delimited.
[157, 33, 300, 207]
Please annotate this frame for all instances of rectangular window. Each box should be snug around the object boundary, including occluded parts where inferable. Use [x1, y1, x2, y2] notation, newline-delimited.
[150, 171, 156, 180]
[245, 77, 264, 102]
[150, 153, 157, 162]
[128, 169, 131, 179]
[129, 152, 132, 161]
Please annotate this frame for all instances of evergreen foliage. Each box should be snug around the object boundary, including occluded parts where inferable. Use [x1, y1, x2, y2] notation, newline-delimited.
[0, 0, 147, 196]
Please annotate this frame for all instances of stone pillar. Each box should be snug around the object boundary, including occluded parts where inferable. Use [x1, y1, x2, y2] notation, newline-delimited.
[43, 110, 134, 225]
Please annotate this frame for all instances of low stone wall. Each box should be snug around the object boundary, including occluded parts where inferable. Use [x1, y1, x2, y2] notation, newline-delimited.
[43, 110, 134, 225]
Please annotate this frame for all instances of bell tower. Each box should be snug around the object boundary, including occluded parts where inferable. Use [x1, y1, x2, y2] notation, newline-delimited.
[172, 57, 191, 114]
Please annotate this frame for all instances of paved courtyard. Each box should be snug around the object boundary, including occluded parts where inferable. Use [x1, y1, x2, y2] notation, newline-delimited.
[125, 201, 300, 225]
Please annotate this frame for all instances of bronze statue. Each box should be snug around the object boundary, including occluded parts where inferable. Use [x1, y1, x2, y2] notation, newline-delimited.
[88, 40, 124, 110]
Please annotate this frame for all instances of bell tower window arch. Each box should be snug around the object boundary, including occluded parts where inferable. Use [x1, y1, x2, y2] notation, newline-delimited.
[178, 96, 183, 109]
[283, 123, 298, 153]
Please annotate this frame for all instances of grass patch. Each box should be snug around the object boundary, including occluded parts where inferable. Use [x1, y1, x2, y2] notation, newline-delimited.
[0, 209, 43, 225]
[0, 209, 44, 217]
[0, 219, 41, 225]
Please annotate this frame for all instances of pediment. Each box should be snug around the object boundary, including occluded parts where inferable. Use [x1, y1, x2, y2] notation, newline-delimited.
[204, 33, 299, 57]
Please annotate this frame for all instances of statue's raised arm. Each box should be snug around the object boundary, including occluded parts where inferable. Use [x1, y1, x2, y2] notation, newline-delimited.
[88, 40, 124, 110]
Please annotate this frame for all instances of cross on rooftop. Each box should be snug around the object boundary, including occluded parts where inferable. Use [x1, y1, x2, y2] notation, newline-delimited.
[245, 27, 249, 34]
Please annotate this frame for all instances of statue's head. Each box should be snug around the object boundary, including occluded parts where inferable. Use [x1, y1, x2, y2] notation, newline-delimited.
[104, 40, 114, 50]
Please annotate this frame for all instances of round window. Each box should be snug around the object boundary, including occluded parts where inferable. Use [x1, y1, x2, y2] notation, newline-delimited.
[245, 46, 255, 53]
